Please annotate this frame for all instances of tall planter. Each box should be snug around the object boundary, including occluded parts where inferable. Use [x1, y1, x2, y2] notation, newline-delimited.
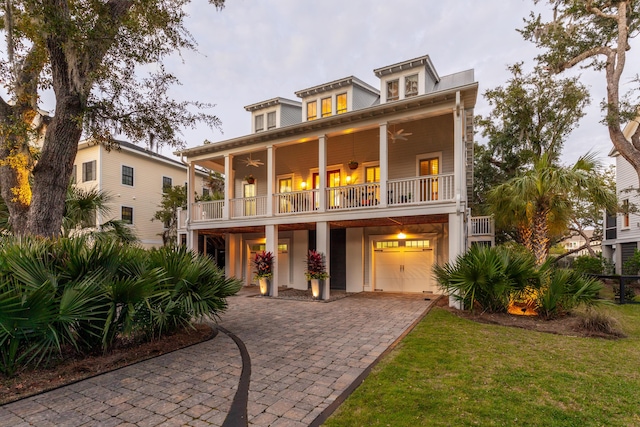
[259, 277, 271, 296]
[310, 279, 322, 300]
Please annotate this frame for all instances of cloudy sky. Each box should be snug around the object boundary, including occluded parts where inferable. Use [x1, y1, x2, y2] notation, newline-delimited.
[159, 0, 628, 165]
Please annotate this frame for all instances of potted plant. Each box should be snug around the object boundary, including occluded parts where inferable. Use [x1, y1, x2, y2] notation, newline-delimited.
[305, 249, 329, 300]
[245, 174, 255, 184]
[347, 160, 359, 170]
[252, 250, 273, 296]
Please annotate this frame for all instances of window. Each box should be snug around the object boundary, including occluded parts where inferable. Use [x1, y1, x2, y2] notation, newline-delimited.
[267, 111, 276, 129]
[255, 114, 264, 132]
[336, 93, 347, 114]
[202, 188, 210, 197]
[365, 165, 380, 183]
[405, 74, 418, 97]
[307, 101, 317, 121]
[623, 199, 630, 228]
[321, 97, 332, 117]
[419, 157, 440, 201]
[387, 79, 399, 101]
[122, 165, 134, 186]
[82, 160, 96, 182]
[163, 176, 172, 192]
[121, 206, 133, 225]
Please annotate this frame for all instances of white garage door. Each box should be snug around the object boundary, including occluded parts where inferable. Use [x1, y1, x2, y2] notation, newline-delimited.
[374, 240, 435, 293]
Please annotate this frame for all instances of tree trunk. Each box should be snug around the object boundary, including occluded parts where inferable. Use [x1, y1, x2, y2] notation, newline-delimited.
[0, 162, 29, 234]
[532, 208, 550, 266]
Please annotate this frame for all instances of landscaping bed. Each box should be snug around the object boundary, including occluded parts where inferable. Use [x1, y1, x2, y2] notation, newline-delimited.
[0, 323, 215, 405]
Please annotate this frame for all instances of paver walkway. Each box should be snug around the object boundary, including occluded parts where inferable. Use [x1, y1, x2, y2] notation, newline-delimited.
[0, 289, 435, 426]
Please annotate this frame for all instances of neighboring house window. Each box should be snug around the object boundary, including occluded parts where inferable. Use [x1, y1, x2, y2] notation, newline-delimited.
[203, 188, 210, 197]
[321, 97, 332, 117]
[122, 165, 134, 186]
[255, 114, 264, 132]
[405, 74, 418, 97]
[336, 93, 347, 114]
[387, 79, 399, 101]
[623, 199, 630, 228]
[307, 101, 317, 121]
[163, 176, 172, 192]
[121, 206, 133, 225]
[267, 111, 276, 129]
[82, 160, 96, 182]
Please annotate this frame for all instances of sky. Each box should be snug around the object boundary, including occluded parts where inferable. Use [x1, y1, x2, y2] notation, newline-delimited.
[4, 0, 633, 166]
[158, 0, 624, 166]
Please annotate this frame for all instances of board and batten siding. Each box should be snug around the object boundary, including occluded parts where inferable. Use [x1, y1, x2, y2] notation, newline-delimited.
[615, 153, 640, 242]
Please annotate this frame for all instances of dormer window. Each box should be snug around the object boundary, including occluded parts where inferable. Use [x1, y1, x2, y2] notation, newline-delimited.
[267, 111, 276, 129]
[405, 74, 418, 97]
[255, 114, 264, 132]
[337, 93, 347, 114]
[387, 80, 399, 101]
[321, 97, 332, 117]
[307, 101, 317, 121]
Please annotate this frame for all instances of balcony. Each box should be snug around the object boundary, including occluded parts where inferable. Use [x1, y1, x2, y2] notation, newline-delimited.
[186, 173, 455, 223]
[468, 216, 495, 247]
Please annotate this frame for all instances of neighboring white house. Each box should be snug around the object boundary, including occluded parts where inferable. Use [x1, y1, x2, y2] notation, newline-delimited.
[73, 139, 209, 248]
[602, 118, 640, 273]
[177, 54, 489, 301]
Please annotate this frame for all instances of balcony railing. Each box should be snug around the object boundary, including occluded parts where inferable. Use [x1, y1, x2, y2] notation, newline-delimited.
[186, 173, 456, 224]
[469, 216, 494, 236]
[192, 200, 224, 221]
[230, 195, 268, 218]
[274, 189, 318, 214]
[387, 174, 454, 205]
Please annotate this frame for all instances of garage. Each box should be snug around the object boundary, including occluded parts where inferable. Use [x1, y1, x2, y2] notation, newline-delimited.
[374, 239, 436, 293]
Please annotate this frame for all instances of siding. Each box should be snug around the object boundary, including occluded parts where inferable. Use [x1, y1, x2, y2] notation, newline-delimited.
[352, 86, 380, 110]
[280, 104, 302, 127]
[616, 154, 640, 242]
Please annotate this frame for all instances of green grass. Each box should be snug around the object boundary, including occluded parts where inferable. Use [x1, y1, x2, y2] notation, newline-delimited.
[325, 305, 640, 427]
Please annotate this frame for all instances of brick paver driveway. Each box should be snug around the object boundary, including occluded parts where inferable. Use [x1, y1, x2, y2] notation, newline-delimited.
[0, 289, 435, 426]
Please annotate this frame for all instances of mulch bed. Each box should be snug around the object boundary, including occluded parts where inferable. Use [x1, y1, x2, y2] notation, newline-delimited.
[440, 302, 625, 339]
[0, 323, 216, 405]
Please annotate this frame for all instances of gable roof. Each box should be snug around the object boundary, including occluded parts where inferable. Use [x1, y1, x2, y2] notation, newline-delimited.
[373, 54, 439, 82]
[244, 97, 301, 112]
[294, 76, 379, 98]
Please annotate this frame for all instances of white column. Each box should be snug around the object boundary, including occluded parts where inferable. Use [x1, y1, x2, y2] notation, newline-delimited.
[266, 224, 279, 297]
[454, 91, 465, 204]
[186, 163, 197, 250]
[267, 145, 275, 216]
[448, 213, 464, 309]
[318, 135, 327, 212]
[223, 154, 233, 220]
[379, 123, 388, 208]
[316, 221, 330, 300]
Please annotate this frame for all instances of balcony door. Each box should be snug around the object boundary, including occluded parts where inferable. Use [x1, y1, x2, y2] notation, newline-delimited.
[419, 157, 439, 201]
[243, 182, 256, 216]
[278, 176, 293, 213]
[313, 169, 341, 209]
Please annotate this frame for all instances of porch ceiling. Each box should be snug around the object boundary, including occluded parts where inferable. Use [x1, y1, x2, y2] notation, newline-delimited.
[195, 214, 448, 236]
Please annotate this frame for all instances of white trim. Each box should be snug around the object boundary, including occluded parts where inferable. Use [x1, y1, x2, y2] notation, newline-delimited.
[276, 173, 294, 193]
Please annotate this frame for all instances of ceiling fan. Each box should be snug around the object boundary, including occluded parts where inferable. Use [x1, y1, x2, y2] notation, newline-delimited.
[388, 128, 412, 143]
[240, 153, 264, 167]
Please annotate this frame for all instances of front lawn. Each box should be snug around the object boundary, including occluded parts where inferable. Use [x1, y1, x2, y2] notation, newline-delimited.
[325, 305, 640, 427]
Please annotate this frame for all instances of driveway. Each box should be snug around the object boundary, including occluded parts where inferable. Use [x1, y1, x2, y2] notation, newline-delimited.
[0, 288, 436, 426]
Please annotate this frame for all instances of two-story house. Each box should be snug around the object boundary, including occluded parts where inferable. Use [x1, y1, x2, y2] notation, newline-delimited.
[73, 139, 209, 249]
[177, 54, 481, 301]
[602, 118, 640, 272]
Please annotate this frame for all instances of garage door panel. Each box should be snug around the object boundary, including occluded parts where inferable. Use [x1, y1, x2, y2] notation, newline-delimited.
[403, 250, 434, 293]
[374, 250, 403, 292]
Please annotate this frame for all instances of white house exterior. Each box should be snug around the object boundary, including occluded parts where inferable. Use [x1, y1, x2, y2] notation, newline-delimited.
[73, 139, 209, 248]
[177, 54, 482, 300]
[602, 118, 640, 273]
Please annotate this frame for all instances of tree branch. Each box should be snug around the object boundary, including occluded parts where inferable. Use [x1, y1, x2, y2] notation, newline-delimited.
[584, 0, 618, 20]
[558, 45, 612, 71]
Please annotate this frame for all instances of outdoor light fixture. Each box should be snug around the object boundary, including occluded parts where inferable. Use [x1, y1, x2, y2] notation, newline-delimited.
[300, 181, 307, 190]
[397, 232, 407, 239]
[345, 176, 351, 184]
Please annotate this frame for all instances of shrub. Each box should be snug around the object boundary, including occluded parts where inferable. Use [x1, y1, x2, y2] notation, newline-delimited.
[433, 245, 537, 313]
[572, 255, 605, 275]
[576, 311, 625, 337]
[622, 249, 640, 275]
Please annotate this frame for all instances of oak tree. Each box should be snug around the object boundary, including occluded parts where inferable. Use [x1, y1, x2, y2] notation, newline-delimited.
[0, 0, 224, 236]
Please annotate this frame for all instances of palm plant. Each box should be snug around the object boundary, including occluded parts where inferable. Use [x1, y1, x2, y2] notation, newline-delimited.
[489, 152, 616, 265]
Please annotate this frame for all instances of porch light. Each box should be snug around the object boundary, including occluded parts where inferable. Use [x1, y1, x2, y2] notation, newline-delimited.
[397, 232, 407, 239]
[345, 176, 351, 185]
[300, 181, 307, 190]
